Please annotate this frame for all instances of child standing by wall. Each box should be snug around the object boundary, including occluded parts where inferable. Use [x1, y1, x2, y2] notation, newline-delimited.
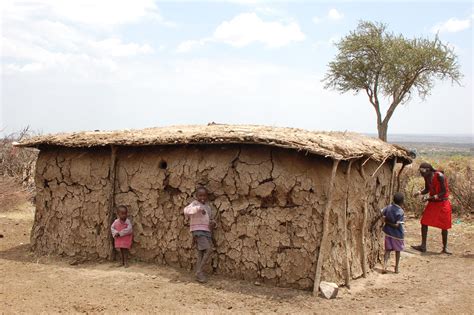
[378, 192, 405, 274]
[111, 205, 133, 268]
[183, 187, 216, 283]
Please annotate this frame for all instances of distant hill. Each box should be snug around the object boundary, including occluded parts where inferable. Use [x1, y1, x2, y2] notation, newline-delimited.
[366, 134, 473, 157]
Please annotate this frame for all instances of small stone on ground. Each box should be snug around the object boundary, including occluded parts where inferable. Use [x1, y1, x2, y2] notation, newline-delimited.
[319, 281, 339, 299]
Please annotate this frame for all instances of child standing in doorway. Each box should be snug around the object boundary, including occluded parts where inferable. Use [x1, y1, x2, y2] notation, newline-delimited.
[183, 187, 216, 283]
[378, 192, 405, 274]
[111, 205, 133, 267]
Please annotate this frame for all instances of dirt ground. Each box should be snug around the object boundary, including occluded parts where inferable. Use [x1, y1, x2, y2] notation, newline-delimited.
[1, 183, 473, 314]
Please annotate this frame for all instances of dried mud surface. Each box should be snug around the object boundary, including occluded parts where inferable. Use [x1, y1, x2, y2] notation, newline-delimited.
[32, 145, 393, 289]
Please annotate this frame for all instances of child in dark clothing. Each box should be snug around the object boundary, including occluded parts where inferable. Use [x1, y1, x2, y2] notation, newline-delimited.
[377, 192, 405, 274]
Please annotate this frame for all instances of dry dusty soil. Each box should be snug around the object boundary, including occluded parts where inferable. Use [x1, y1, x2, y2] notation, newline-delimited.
[1, 182, 473, 314]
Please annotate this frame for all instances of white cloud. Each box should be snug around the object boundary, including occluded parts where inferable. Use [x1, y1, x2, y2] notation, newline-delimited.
[313, 8, 344, 24]
[327, 9, 344, 21]
[2, 0, 174, 27]
[90, 39, 154, 57]
[176, 39, 209, 53]
[214, 13, 305, 48]
[5, 62, 44, 73]
[312, 16, 322, 24]
[431, 17, 471, 33]
[177, 12, 305, 52]
[313, 35, 340, 50]
[1, 1, 158, 76]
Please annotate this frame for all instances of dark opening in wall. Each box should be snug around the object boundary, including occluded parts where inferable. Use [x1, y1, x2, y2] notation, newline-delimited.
[159, 160, 167, 169]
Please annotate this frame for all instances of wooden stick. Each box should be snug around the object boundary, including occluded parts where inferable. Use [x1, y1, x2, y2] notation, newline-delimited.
[360, 163, 369, 278]
[343, 160, 353, 288]
[396, 163, 407, 192]
[361, 197, 368, 278]
[361, 156, 372, 167]
[313, 159, 340, 296]
[388, 157, 398, 202]
[371, 155, 390, 177]
[107, 145, 118, 260]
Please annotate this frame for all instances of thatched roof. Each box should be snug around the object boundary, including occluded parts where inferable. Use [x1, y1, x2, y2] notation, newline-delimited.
[14, 124, 412, 163]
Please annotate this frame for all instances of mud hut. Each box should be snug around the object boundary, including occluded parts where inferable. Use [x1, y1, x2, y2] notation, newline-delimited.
[16, 124, 412, 291]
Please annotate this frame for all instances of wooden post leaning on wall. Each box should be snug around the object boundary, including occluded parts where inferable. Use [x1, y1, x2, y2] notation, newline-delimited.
[343, 160, 353, 288]
[396, 163, 407, 192]
[107, 145, 118, 260]
[360, 161, 369, 278]
[313, 159, 340, 296]
[388, 157, 398, 203]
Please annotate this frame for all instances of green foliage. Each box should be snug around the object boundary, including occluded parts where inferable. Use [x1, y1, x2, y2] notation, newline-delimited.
[323, 21, 462, 140]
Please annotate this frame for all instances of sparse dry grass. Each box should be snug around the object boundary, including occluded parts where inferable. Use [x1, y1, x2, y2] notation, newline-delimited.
[0, 127, 38, 195]
[401, 156, 473, 216]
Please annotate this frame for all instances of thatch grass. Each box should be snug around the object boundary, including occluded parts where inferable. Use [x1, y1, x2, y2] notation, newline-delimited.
[15, 124, 412, 163]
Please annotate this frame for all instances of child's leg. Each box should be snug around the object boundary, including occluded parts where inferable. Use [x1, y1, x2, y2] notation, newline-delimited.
[123, 249, 129, 267]
[395, 251, 401, 273]
[120, 248, 125, 266]
[195, 250, 203, 275]
[196, 249, 211, 274]
[383, 250, 390, 273]
[200, 248, 212, 270]
[196, 248, 211, 282]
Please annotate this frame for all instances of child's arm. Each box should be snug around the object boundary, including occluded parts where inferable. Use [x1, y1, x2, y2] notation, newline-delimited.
[119, 219, 133, 236]
[209, 204, 217, 229]
[388, 210, 405, 229]
[183, 201, 201, 216]
[371, 208, 386, 228]
[385, 221, 400, 228]
[111, 220, 119, 237]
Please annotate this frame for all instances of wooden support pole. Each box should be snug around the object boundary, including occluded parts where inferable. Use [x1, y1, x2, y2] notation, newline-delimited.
[343, 160, 353, 288]
[360, 163, 369, 278]
[388, 157, 398, 203]
[361, 198, 368, 277]
[107, 145, 118, 260]
[396, 163, 407, 192]
[313, 159, 340, 296]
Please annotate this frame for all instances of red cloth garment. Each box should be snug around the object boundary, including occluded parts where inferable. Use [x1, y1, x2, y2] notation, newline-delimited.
[111, 219, 133, 249]
[420, 172, 452, 230]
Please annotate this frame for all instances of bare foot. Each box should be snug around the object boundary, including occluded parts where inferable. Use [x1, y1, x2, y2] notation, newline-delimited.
[196, 272, 207, 283]
[441, 248, 452, 255]
[411, 245, 426, 253]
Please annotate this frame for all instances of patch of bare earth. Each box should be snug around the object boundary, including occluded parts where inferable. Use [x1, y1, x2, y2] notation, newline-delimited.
[1, 180, 473, 314]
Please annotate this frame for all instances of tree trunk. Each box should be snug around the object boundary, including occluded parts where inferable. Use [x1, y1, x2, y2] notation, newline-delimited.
[377, 122, 388, 142]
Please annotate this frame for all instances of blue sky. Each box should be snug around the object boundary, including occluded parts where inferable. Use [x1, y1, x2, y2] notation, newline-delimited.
[1, 0, 473, 136]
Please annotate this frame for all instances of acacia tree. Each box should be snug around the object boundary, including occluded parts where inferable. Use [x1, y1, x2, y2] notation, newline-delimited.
[323, 21, 462, 141]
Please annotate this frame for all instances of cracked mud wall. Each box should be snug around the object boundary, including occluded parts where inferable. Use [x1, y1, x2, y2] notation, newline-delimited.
[31, 148, 112, 258]
[32, 144, 392, 290]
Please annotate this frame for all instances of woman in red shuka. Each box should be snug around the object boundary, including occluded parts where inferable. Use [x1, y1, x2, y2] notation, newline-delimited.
[412, 162, 452, 254]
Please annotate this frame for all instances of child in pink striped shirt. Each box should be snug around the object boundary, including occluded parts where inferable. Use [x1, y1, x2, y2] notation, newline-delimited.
[183, 187, 216, 283]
